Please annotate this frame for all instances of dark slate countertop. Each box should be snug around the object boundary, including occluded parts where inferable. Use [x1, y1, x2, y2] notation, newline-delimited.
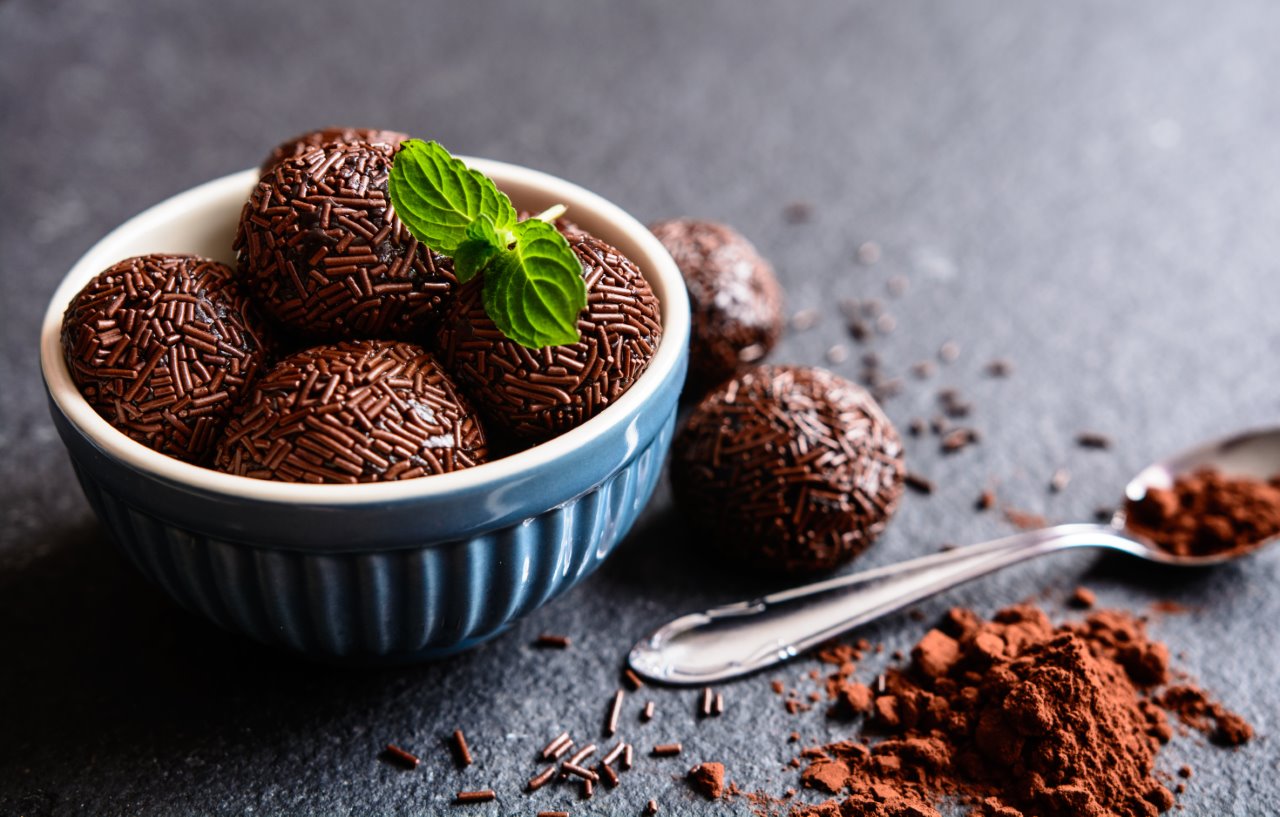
[2, 1, 1277, 814]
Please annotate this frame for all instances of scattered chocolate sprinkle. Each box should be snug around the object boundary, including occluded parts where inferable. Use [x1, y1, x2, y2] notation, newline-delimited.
[874, 313, 897, 334]
[938, 340, 960, 362]
[1068, 586, 1097, 609]
[886, 275, 910, 297]
[599, 761, 620, 788]
[622, 744, 634, 770]
[259, 127, 408, 174]
[563, 762, 599, 782]
[605, 690, 624, 737]
[550, 739, 575, 761]
[1125, 468, 1280, 558]
[537, 812, 570, 817]
[856, 241, 882, 265]
[860, 299, 884, 318]
[603, 742, 626, 766]
[623, 668, 644, 690]
[1178, 765, 1193, 779]
[641, 701, 655, 722]
[382, 743, 420, 769]
[540, 732, 571, 760]
[699, 687, 713, 718]
[985, 358, 1014, 377]
[435, 231, 662, 442]
[847, 319, 871, 342]
[671, 365, 905, 574]
[648, 219, 783, 390]
[825, 344, 849, 365]
[213, 340, 487, 483]
[910, 360, 935, 379]
[903, 473, 934, 495]
[930, 415, 950, 435]
[643, 798, 659, 815]
[580, 778, 594, 799]
[713, 693, 725, 716]
[1050, 467, 1072, 493]
[783, 201, 814, 224]
[976, 489, 995, 511]
[237, 141, 457, 339]
[687, 762, 726, 799]
[1095, 506, 1117, 523]
[940, 427, 980, 454]
[453, 790, 496, 804]
[451, 729, 473, 768]
[908, 418, 926, 436]
[936, 387, 972, 418]
[1077, 431, 1112, 450]
[872, 378, 904, 402]
[535, 634, 572, 649]
[567, 743, 597, 767]
[790, 308, 821, 332]
[527, 766, 557, 792]
[1004, 507, 1048, 530]
[652, 743, 682, 757]
[61, 254, 269, 463]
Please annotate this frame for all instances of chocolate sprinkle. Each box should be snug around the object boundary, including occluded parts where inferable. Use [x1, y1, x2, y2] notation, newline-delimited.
[258, 126, 408, 175]
[1077, 431, 1113, 450]
[454, 790, 496, 804]
[61, 254, 269, 463]
[236, 141, 457, 339]
[671, 365, 905, 574]
[213, 340, 487, 483]
[535, 634, 571, 649]
[648, 219, 783, 390]
[652, 743, 682, 757]
[605, 691, 624, 737]
[903, 473, 934, 495]
[527, 766, 557, 792]
[382, 743, 420, 769]
[451, 729, 472, 768]
[436, 231, 662, 442]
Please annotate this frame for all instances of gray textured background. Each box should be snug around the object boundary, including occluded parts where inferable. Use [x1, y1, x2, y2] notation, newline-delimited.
[2, 1, 1278, 815]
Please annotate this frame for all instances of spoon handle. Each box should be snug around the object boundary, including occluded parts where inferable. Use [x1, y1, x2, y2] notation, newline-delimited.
[629, 523, 1137, 685]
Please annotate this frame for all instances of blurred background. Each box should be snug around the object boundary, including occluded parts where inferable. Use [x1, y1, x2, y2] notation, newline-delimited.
[3, 1, 1278, 814]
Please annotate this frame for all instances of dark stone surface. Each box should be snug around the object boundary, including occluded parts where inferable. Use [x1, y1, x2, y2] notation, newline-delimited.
[2, 1, 1277, 814]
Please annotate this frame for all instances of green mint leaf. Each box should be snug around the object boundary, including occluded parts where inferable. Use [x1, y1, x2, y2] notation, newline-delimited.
[387, 139, 516, 254]
[482, 219, 587, 348]
[454, 215, 503, 283]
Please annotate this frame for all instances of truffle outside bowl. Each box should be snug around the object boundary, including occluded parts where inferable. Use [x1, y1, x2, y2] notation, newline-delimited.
[39, 160, 690, 664]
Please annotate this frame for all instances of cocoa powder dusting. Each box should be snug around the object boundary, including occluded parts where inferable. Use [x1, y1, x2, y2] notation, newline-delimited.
[1125, 468, 1280, 557]
[788, 605, 1251, 817]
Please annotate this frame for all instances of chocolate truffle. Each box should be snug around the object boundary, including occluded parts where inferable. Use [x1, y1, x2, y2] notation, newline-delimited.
[648, 219, 783, 390]
[670, 365, 904, 573]
[60, 254, 269, 463]
[435, 231, 663, 442]
[258, 127, 408, 176]
[214, 339, 487, 483]
[237, 141, 456, 339]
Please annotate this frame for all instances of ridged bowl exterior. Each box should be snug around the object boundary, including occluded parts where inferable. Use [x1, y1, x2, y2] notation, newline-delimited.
[53, 398, 677, 661]
[40, 163, 690, 664]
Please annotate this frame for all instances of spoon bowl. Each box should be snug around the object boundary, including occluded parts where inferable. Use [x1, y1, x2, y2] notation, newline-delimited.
[630, 427, 1280, 685]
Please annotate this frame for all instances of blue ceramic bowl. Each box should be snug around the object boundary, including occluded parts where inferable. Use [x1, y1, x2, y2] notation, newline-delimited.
[39, 161, 689, 663]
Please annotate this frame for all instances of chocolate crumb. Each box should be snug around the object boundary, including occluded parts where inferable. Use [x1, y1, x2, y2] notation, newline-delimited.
[847, 319, 871, 342]
[941, 427, 980, 454]
[887, 275, 910, 297]
[911, 361, 935, 379]
[1050, 468, 1072, 493]
[784, 201, 814, 224]
[791, 309, 821, 332]
[688, 762, 726, 799]
[825, 344, 849, 365]
[1068, 586, 1096, 609]
[1178, 765, 1193, 778]
[856, 241, 882, 265]
[875, 314, 897, 334]
[1004, 508, 1048, 530]
[976, 490, 996, 511]
[938, 340, 961, 363]
[908, 418, 927, 437]
[985, 358, 1013, 377]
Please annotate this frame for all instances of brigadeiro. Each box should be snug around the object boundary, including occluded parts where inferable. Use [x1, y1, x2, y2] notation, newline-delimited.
[61, 254, 269, 463]
[237, 141, 456, 339]
[434, 231, 663, 442]
[670, 365, 904, 573]
[258, 126, 408, 176]
[213, 339, 487, 483]
[648, 219, 783, 390]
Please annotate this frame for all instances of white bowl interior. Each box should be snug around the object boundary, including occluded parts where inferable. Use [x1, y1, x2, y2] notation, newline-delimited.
[41, 159, 688, 505]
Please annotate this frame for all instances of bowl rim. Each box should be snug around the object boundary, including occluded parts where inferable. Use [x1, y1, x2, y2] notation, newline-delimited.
[40, 158, 689, 506]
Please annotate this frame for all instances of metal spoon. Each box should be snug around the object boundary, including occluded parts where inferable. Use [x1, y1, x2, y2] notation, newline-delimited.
[629, 427, 1280, 685]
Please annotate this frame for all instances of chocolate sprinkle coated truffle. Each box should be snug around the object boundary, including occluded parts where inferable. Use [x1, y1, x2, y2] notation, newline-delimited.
[236, 141, 456, 339]
[671, 365, 904, 574]
[258, 127, 408, 176]
[61, 254, 268, 463]
[435, 231, 663, 442]
[214, 339, 487, 483]
[648, 219, 783, 390]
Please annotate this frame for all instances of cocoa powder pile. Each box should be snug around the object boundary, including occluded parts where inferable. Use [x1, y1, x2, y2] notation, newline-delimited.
[789, 604, 1251, 817]
[1125, 468, 1280, 557]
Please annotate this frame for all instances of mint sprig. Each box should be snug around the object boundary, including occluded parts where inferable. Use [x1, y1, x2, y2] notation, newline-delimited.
[388, 140, 586, 348]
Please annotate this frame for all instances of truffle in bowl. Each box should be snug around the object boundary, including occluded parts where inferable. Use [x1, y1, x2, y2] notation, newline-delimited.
[39, 160, 689, 663]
